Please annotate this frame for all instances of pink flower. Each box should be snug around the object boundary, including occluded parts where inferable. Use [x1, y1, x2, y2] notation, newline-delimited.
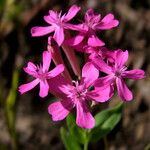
[66, 9, 119, 48]
[92, 50, 145, 101]
[48, 62, 112, 128]
[19, 51, 64, 98]
[31, 5, 80, 46]
[85, 46, 116, 63]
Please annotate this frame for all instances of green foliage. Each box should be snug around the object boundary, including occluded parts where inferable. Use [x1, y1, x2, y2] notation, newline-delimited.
[60, 127, 82, 150]
[66, 113, 87, 144]
[4, 68, 20, 150]
[5, 0, 22, 20]
[60, 103, 123, 150]
[89, 103, 123, 142]
[0, 0, 22, 34]
[5, 69, 19, 128]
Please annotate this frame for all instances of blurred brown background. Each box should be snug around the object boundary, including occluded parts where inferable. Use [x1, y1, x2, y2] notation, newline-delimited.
[0, 0, 150, 150]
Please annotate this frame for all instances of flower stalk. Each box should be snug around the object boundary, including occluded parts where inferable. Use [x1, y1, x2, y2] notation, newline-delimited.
[48, 37, 72, 82]
[62, 43, 81, 78]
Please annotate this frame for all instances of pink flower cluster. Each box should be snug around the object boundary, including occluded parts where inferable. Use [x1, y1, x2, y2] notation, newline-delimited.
[19, 5, 145, 129]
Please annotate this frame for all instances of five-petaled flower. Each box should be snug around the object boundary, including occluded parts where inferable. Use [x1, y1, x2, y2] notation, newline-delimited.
[19, 51, 64, 98]
[66, 9, 119, 49]
[92, 50, 145, 101]
[48, 62, 113, 128]
[31, 5, 80, 46]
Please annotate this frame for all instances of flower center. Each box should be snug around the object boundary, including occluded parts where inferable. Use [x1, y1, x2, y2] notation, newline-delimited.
[114, 66, 127, 77]
[36, 64, 48, 80]
[86, 17, 98, 31]
[67, 81, 88, 102]
[55, 12, 65, 26]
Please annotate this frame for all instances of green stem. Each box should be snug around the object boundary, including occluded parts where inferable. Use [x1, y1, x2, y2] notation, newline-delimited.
[84, 140, 88, 150]
[4, 69, 19, 150]
[84, 130, 89, 150]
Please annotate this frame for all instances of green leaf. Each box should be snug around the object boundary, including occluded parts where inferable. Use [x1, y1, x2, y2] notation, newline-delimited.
[60, 127, 82, 150]
[66, 113, 87, 144]
[90, 103, 123, 142]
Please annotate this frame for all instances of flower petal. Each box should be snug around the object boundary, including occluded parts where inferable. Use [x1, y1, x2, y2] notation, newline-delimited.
[101, 13, 114, 23]
[48, 64, 64, 78]
[92, 57, 113, 74]
[53, 27, 64, 46]
[100, 47, 116, 63]
[81, 62, 99, 88]
[69, 23, 88, 32]
[64, 33, 84, 46]
[64, 5, 80, 21]
[76, 101, 95, 129]
[87, 85, 114, 102]
[88, 35, 105, 47]
[122, 69, 145, 79]
[31, 26, 55, 36]
[49, 10, 58, 19]
[24, 62, 37, 77]
[97, 13, 119, 30]
[19, 79, 39, 94]
[44, 11, 57, 24]
[115, 50, 128, 68]
[42, 51, 51, 72]
[48, 99, 73, 121]
[48, 74, 70, 98]
[39, 80, 49, 98]
[116, 78, 133, 101]
[64, 23, 86, 31]
[85, 9, 101, 23]
[44, 15, 53, 24]
[94, 75, 114, 88]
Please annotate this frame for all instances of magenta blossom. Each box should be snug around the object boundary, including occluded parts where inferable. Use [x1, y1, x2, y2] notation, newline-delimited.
[66, 9, 119, 48]
[48, 62, 113, 128]
[92, 50, 145, 101]
[85, 46, 116, 63]
[31, 5, 80, 46]
[19, 51, 64, 98]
